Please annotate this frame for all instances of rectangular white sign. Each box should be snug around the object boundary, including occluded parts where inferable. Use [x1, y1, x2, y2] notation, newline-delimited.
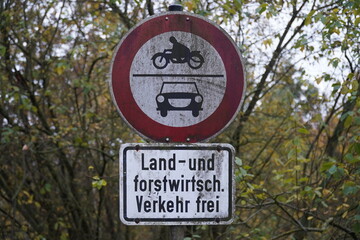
[119, 143, 235, 225]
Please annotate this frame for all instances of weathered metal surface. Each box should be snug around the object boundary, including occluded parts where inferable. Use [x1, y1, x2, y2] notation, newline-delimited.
[110, 12, 246, 143]
[130, 32, 226, 127]
[119, 143, 235, 225]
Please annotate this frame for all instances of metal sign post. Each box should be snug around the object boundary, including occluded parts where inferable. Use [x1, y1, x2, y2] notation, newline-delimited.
[110, 3, 246, 240]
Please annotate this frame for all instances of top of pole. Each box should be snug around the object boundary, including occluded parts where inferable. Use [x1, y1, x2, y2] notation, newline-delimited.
[168, 3, 183, 11]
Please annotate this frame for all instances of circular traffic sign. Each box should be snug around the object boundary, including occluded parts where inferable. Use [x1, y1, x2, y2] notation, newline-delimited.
[110, 12, 245, 143]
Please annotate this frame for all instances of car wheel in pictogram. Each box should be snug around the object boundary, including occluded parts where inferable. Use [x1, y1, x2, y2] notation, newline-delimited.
[160, 110, 168, 117]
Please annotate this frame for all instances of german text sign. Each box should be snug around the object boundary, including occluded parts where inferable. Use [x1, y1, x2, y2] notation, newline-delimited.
[119, 143, 235, 225]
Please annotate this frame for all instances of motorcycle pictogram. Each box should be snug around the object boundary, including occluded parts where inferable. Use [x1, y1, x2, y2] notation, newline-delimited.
[151, 36, 204, 69]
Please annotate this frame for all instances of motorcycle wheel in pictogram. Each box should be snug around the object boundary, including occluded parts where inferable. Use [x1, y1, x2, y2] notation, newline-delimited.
[188, 52, 204, 69]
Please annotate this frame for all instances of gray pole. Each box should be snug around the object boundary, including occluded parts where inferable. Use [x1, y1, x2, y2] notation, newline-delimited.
[169, 226, 186, 240]
[168, 3, 186, 240]
[168, 2, 183, 11]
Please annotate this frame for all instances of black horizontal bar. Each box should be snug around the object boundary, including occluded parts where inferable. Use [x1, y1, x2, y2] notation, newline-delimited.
[133, 74, 224, 78]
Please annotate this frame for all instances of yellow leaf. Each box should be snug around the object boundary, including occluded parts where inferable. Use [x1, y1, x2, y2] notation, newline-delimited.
[262, 38, 273, 47]
[184, 2, 195, 11]
[55, 66, 64, 75]
[21, 225, 28, 231]
[355, 17, 360, 26]
[322, 189, 331, 197]
[315, 77, 322, 84]
[305, 10, 315, 26]
[344, 115, 353, 129]
[294, 165, 301, 171]
[352, 80, 359, 91]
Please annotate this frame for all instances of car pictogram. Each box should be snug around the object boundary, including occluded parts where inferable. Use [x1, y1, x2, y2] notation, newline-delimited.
[156, 82, 203, 117]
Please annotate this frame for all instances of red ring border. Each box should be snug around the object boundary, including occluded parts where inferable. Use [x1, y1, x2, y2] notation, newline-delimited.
[111, 12, 245, 143]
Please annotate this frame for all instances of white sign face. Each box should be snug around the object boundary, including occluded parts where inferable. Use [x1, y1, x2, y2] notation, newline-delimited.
[119, 143, 235, 225]
[130, 31, 226, 127]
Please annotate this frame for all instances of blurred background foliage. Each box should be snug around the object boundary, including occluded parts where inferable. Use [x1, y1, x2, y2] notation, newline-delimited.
[0, 0, 359, 239]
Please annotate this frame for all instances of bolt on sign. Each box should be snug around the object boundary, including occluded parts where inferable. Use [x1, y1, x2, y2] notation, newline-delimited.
[110, 12, 246, 143]
[119, 143, 235, 225]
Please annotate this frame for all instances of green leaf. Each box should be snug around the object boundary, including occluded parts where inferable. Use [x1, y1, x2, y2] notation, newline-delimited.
[350, 143, 360, 154]
[240, 167, 247, 177]
[343, 184, 360, 195]
[299, 177, 309, 182]
[44, 183, 51, 192]
[0, 44, 6, 56]
[353, 221, 360, 234]
[234, 0, 242, 9]
[314, 190, 322, 197]
[340, 111, 353, 121]
[321, 201, 329, 208]
[329, 57, 340, 68]
[328, 165, 337, 175]
[332, 82, 341, 93]
[222, 4, 237, 14]
[345, 153, 360, 164]
[293, 137, 301, 146]
[287, 148, 296, 159]
[297, 128, 310, 134]
[354, 117, 360, 125]
[335, 167, 345, 178]
[256, 3, 268, 14]
[235, 157, 243, 166]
